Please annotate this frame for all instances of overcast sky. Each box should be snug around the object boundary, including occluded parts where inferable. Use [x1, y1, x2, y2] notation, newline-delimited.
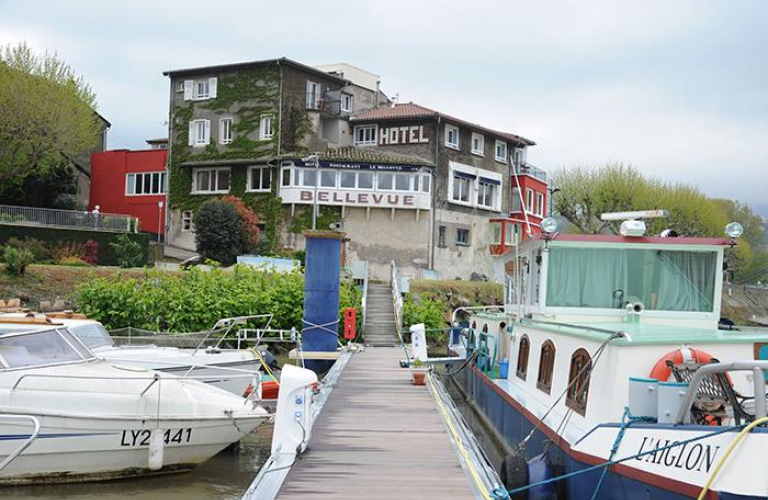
[1, 0, 766, 214]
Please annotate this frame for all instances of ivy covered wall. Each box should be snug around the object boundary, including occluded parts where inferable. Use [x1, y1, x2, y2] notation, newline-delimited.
[167, 62, 348, 254]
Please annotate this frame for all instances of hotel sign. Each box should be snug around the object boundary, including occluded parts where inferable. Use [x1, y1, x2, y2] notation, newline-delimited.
[281, 188, 431, 210]
[289, 161, 423, 172]
[378, 125, 430, 145]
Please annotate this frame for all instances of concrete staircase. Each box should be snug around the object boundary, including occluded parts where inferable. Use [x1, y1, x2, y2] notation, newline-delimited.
[363, 283, 398, 347]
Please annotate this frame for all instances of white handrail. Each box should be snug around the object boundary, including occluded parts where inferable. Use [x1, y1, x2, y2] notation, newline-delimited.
[10, 369, 259, 392]
[360, 261, 369, 335]
[390, 261, 404, 334]
[0, 414, 41, 471]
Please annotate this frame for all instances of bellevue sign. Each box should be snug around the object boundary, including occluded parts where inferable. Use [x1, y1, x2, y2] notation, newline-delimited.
[281, 188, 431, 210]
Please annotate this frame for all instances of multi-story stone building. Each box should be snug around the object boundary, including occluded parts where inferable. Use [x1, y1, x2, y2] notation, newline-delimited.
[348, 103, 535, 279]
[162, 58, 536, 280]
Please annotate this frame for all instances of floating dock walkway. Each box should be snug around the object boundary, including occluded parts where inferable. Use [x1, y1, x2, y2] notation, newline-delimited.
[245, 346, 499, 500]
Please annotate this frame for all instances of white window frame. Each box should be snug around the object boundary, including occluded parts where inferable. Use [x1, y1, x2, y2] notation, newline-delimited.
[353, 125, 377, 146]
[319, 169, 337, 188]
[341, 93, 353, 112]
[526, 188, 535, 213]
[471, 132, 485, 156]
[192, 167, 230, 194]
[126, 171, 167, 196]
[247, 166, 272, 193]
[445, 124, 459, 150]
[181, 210, 193, 232]
[187, 77, 217, 101]
[477, 180, 497, 210]
[219, 118, 233, 145]
[536, 192, 545, 216]
[456, 228, 470, 246]
[191, 119, 210, 147]
[451, 174, 472, 205]
[259, 115, 273, 140]
[495, 140, 507, 163]
[511, 187, 522, 212]
[448, 161, 503, 211]
[306, 81, 319, 109]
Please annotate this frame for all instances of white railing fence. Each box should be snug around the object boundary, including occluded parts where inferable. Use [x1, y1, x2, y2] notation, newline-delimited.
[360, 261, 369, 335]
[0, 204, 139, 233]
[390, 260, 404, 334]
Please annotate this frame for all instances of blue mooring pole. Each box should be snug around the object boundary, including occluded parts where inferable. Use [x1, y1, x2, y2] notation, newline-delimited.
[301, 230, 345, 373]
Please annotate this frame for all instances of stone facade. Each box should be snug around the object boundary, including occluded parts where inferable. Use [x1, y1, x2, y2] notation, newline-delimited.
[162, 58, 536, 282]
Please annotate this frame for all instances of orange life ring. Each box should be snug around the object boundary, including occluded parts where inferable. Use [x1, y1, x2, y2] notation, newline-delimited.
[649, 347, 717, 381]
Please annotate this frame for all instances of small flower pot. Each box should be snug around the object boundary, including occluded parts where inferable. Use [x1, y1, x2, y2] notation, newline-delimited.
[412, 370, 427, 386]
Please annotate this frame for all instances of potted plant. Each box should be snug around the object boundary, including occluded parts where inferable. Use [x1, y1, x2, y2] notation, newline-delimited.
[410, 358, 427, 386]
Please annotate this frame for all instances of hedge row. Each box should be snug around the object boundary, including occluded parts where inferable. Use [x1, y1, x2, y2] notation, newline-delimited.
[0, 224, 150, 266]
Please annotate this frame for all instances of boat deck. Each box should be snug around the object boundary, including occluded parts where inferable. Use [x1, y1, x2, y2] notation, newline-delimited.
[274, 347, 475, 500]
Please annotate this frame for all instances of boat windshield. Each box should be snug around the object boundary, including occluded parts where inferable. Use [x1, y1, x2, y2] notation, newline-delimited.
[546, 247, 718, 312]
[0, 328, 91, 369]
[70, 323, 115, 349]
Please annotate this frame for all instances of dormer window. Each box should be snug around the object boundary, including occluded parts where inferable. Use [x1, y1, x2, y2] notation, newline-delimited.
[471, 133, 485, 156]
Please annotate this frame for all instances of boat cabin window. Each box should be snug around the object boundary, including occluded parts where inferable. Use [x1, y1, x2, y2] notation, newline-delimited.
[0, 329, 91, 369]
[565, 348, 592, 415]
[516, 335, 530, 380]
[546, 247, 717, 312]
[536, 340, 556, 394]
[70, 323, 115, 350]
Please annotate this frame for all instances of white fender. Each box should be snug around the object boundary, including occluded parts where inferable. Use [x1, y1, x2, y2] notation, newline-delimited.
[271, 364, 317, 456]
[148, 428, 164, 471]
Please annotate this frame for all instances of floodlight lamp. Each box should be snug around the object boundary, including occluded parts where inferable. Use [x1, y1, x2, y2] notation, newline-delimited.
[541, 217, 558, 234]
[725, 222, 744, 239]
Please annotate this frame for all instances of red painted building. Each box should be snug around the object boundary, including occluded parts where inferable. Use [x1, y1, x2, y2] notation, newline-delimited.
[89, 148, 168, 237]
[489, 163, 550, 257]
[509, 163, 549, 238]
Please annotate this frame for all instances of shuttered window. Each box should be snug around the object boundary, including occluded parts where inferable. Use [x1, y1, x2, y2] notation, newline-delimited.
[536, 340, 556, 394]
[516, 335, 530, 380]
[565, 349, 592, 415]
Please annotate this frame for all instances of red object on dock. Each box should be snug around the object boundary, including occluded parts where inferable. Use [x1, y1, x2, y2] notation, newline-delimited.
[262, 380, 279, 400]
[343, 307, 356, 340]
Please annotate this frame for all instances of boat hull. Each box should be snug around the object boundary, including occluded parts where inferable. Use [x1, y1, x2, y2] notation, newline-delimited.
[0, 412, 263, 485]
[451, 365, 765, 500]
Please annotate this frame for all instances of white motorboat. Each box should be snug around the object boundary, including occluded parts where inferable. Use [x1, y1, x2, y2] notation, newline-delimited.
[0, 326, 268, 484]
[0, 314, 280, 396]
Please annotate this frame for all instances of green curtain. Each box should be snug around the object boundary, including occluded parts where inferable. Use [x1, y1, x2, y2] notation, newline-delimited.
[546, 247, 716, 312]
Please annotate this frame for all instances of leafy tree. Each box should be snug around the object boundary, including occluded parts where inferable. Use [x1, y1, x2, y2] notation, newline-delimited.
[221, 195, 260, 251]
[0, 42, 100, 206]
[194, 199, 247, 266]
[553, 164, 728, 237]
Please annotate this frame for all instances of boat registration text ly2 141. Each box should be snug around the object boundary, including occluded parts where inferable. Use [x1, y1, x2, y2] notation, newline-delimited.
[120, 428, 192, 447]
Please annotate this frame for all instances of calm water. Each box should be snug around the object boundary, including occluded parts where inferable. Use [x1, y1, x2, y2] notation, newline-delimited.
[0, 423, 272, 500]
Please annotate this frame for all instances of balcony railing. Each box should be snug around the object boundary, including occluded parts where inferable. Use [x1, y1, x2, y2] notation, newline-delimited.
[0, 204, 139, 233]
[514, 163, 548, 183]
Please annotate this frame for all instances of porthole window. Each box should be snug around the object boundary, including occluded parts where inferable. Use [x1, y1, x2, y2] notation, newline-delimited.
[565, 348, 592, 415]
[516, 335, 530, 380]
[536, 340, 556, 394]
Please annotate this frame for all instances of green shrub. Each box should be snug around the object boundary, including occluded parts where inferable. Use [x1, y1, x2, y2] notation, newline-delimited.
[403, 296, 445, 329]
[110, 233, 145, 268]
[58, 256, 90, 267]
[5, 237, 51, 261]
[76, 265, 362, 333]
[194, 199, 247, 266]
[3, 246, 34, 276]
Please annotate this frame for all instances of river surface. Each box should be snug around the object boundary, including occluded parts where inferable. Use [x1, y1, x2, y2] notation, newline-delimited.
[0, 423, 272, 500]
